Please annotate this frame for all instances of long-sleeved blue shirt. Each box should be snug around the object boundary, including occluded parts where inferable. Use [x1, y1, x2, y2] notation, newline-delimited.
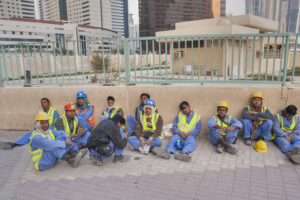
[77, 106, 94, 131]
[207, 115, 242, 130]
[172, 111, 202, 137]
[242, 106, 274, 121]
[273, 111, 300, 137]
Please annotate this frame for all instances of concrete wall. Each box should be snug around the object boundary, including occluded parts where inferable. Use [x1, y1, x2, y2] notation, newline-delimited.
[0, 85, 297, 135]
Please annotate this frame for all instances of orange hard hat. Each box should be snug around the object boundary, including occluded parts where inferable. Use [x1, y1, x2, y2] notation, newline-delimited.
[64, 102, 76, 111]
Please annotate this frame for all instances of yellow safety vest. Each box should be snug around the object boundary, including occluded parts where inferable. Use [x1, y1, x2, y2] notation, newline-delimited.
[140, 112, 159, 133]
[247, 105, 267, 125]
[177, 111, 201, 133]
[39, 107, 57, 127]
[213, 115, 232, 136]
[277, 113, 298, 133]
[29, 130, 55, 170]
[60, 114, 78, 136]
[104, 106, 122, 118]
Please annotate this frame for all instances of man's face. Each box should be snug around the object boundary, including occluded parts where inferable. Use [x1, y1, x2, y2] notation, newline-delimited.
[217, 107, 227, 118]
[66, 110, 76, 119]
[182, 105, 191, 115]
[40, 120, 49, 131]
[77, 98, 84, 106]
[252, 97, 262, 108]
[107, 100, 114, 107]
[285, 112, 293, 120]
[117, 122, 124, 128]
[41, 100, 49, 110]
[141, 95, 148, 105]
[145, 107, 152, 115]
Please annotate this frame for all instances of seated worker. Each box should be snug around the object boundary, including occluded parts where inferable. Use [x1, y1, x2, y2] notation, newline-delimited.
[87, 115, 129, 166]
[161, 101, 202, 162]
[0, 97, 59, 150]
[241, 92, 274, 145]
[76, 91, 94, 131]
[273, 105, 300, 164]
[29, 112, 87, 170]
[127, 93, 150, 136]
[127, 99, 164, 156]
[101, 96, 124, 119]
[208, 101, 242, 154]
[55, 102, 91, 149]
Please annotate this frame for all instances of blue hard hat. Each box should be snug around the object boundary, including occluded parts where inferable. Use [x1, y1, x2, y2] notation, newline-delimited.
[175, 138, 184, 150]
[77, 91, 87, 98]
[144, 99, 155, 107]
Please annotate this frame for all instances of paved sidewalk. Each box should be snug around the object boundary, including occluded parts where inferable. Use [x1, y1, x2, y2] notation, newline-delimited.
[1, 130, 300, 200]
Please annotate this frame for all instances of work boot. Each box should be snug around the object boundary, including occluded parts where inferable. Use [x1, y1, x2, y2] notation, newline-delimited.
[0, 142, 16, 150]
[216, 144, 224, 153]
[128, 143, 136, 151]
[224, 145, 238, 154]
[174, 152, 191, 162]
[287, 147, 300, 160]
[113, 154, 130, 163]
[290, 154, 300, 164]
[78, 148, 88, 159]
[244, 138, 251, 146]
[66, 151, 83, 168]
[152, 147, 170, 159]
[90, 155, 105, 166]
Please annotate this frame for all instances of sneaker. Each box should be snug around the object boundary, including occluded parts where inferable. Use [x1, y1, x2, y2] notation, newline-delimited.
[244, 138, 251, 146]
[78, 148, 88, 159]
[152, 147, 170, 159]
[174, 152, 191, 162]
[90, 155, 105, 166]
[290, 147, 300, 155]
[224, 145, 238, 154]
[0, 142, 15, 150]
[216, 144, 224, 153]
[290, 154, 300, 164]
[67, 151, 83, 168]
[113, 154, 130, 163]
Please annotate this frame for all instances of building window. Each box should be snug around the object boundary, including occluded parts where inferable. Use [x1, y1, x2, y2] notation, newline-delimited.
[3, 30, 7, 34]
[29, 32, 32, 35]
[12, 31, 15, 35]
[20, 32, 23, 35]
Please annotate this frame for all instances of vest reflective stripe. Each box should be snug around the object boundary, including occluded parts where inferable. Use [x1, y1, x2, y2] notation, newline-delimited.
[61, 114, 78, 135]
[39, 107, 57, 127]
[77, 105, 94, 127]
[177, 111, 201, 133]
[276, 113, 298, 134]
[213, 116, 232, 136]
[104, 106, 121, 118]
[140, 112, 159, 132]
[29, 130, 55, 170]
[247, 105, 267, 125]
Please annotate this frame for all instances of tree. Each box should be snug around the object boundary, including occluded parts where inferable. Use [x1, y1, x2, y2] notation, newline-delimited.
[91, 53, 110, 72]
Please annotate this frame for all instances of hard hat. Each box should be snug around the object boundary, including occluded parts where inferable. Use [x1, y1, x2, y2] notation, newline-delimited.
[175, 138, 184, 150]
[76, 91, 87, 98]
[217, 101, 229, 109]
[254, 140, 268, 153]
[64, 102, 76, 111]
[35, 112, 50, 121]
[252, 92, 263, 100]
[144, 99, 156, 107]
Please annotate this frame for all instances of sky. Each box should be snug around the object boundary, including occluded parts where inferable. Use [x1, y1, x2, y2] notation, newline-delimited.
[128, 0, 139, 24]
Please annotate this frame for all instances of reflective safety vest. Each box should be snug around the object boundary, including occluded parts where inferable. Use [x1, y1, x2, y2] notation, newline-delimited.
[276, 113, 298, 134]
[138, 107, 157, 120]
[39, 107, 57, 127]
[140, 112, 159, 133]
[29, 130, 55, 170]
[61, 114, 78, 136]
[77, 105, 94, 127]
[246, 105, 267, 125]
[104, 106, 123, 118]
[177, 111, 201, 133]
[213, 115, 232, 136]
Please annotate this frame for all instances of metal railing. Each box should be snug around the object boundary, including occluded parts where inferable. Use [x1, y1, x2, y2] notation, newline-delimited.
[0, 33, 298, 87]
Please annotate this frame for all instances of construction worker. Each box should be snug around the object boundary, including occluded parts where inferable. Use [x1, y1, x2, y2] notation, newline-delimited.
[76, 91, 94, 131]
[87, 115, 129, 166]
[101, 96, 124, 119]
[273, 105, 300, 163]
[241, 92, 274, 145]
[29, 112, 87, 170]
[0, 97, 59, 150]
[158, 101, 202, 162]
[208, 101, 242, 154]
[126, 93, 151, 136]
[55, 102, 91, 149]
[127, 99, 164, 156]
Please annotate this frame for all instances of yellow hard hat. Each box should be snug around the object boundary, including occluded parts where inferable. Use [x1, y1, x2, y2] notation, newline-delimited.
[254, 140, 268, 153]
[35, 112, 50, 121]
[252, 92, 263, 100]
[217, 101, 229, 109]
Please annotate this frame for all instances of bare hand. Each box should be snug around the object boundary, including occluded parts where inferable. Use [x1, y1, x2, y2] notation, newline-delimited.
[140, 138, 146, 148]
[145, 139, 152, 146]
[284, 135, 292, 143]
[65, 138, 73, 147]
[221, 127, 228, 132]
[247, 111, 258, 115]
[226, 127, 236, 132]
[258, 117, 267, 121]
[183, 132, 191, 138]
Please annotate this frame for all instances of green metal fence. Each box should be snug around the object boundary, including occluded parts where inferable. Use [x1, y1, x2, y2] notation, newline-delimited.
[0, 33, 296, 87]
